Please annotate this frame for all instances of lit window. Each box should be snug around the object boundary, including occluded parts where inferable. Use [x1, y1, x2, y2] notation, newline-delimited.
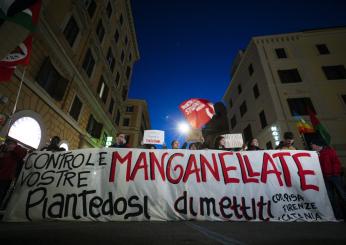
[8, 117, 42, 149]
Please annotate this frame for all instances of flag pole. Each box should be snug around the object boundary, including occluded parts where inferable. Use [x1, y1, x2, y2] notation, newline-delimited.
[3, 68, 27, 140]
[12, 68, 26, 116]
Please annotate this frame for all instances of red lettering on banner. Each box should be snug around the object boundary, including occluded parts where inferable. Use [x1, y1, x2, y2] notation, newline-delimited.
[183, 154, 201, 183]
[166, 153, 184, 184]
[272, 152, 292, 187]
[236, 153, 259, 183]
[261, 153, 283, 186]
[200, 154, 220, 182]
[218, 152, 240, 184]
[292, 152, 319, 191]
[130, 152, 148, 180]
[109, 151, 132, 182]
[149, 152, 167, 181]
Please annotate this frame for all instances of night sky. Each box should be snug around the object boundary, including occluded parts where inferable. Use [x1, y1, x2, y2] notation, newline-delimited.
[129, 0, 346, 146]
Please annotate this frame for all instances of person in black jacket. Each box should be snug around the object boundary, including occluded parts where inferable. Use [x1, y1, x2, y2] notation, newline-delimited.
[247, 138, 263, 151]
[40, 136, 65, 152]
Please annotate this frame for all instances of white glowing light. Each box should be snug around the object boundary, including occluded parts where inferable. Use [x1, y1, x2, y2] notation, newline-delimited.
[8, 117, 41, 149]
[271, 126, 278, 132]
[274, 136, 279, 141]
[275, 141, 280, 146]
[60, 143, 69, 151]
[178, 122, 190, 134]
[272, 131, 279, 136]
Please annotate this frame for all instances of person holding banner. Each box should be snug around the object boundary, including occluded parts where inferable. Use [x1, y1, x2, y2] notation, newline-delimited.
[40, 136, 65, 152]
[311, 137, 346, 220]
[247, 138, 263, 151]
[278, 132, 297, 150]
[214, 135, 227, 150]
[0, 138, 27, 208]
[171, 140, 180, 149]
[110, 133, 128, 148]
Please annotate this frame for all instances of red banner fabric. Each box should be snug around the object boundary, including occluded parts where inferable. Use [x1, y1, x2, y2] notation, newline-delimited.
[179, 98, 215, 128]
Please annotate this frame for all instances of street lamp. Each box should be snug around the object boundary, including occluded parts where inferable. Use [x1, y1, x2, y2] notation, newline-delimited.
[177, 122, 190, 135]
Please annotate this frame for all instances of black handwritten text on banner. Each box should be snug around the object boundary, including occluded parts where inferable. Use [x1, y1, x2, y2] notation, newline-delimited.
[4, 149, 335, 222]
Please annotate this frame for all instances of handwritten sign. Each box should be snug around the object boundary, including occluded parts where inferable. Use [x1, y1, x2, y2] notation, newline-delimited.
[143, 130, 164, 145]
[222, 134, 244, 148]
[186, 128, 204, 142]
[4, 149, 335, 222]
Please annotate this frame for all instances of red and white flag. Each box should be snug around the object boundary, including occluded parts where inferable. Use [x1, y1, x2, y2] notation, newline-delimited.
[179, 98, 215, 128]
[0, 0, 41, 82]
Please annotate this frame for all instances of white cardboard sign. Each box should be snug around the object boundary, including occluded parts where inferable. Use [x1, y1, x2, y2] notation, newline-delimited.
[143, 130, 165, 145]
[222, 134, 244, 148]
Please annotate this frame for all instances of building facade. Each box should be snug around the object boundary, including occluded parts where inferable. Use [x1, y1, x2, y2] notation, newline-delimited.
[223, 27, 346, 162]
[120, 99, 151, 148]
[0, 0, 147, 150]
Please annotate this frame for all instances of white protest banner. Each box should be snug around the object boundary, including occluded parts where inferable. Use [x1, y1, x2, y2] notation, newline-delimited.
[143, 130, 164, 145]
[4, 149, 335, 222]
[223, 134, 244, 148]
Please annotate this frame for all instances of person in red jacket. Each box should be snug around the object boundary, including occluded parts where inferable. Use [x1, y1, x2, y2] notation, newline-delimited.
[311, 137, 346, 220]
[0, 138, 27, 208]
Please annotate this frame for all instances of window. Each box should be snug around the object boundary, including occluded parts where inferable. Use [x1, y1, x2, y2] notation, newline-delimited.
[109, 98, 114, 114]
[259, 110, 267, 129]
[122, 86, 128, 101]
[240, 101, 247, 117]
[123, 118, 130, 127]
[8, 116, 42, 149]
[63, 16, 79, 47]
[84, 0, 96, 18]
[106, 1, 112, 18]
[266, 141, 273, 150]
[243, 124, 253, 144]
[248, 64, 254, 76]
[82, 49, 95, 77]
[96, 20, 105, 43]
[36, 58, 69, 101]
[237, 84, 242, 94]
[115, 72, 120, 87]
[287, 97, 316, 116]
[114, 30, 120, 43]
[128, 53, 132, 62]
[106, 48, 115, 72]
[342, 94, 346, 105]
[69, 96, 83, 121]
[278, 69, 302, 83]
[125, 36, 128, 45]
[121, 50, 125, 63]
[231, 115, 237, 129]
[86, 115, 103, 138]
[253, 84, 260, 99]
[115, 110, 120, 126]
[97, 77, 109, 103]
[275, 48, 287, 59]
[126, 66, 131, 79]
[322, 65, 346, 80]
[229, 98, 233, 108]
[126, 106, 134, 112]
[316, 44, 330, 55]
[119, 14, 124, 25]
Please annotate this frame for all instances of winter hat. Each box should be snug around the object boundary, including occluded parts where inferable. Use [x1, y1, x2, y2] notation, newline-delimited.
[310, 137, 325, 147]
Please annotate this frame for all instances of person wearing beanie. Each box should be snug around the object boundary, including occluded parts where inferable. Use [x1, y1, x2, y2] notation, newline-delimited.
[311, 137, 346, 220]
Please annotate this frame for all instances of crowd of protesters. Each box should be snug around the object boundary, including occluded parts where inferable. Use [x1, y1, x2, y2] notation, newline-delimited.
[0, 130, 345, 220]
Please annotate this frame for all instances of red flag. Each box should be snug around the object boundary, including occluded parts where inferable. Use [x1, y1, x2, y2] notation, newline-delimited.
[0, 66, 15, 81]
[0, 0, 41, 82]
[179, 98, 215, 128]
